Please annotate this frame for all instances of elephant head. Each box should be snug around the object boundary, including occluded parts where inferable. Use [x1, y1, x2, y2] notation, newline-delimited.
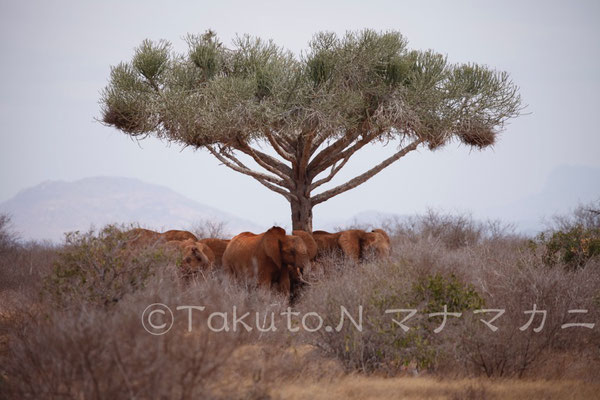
[223, 227, 312, 298]
[261, 227, 312, 286]
[167, 239, 215, 278]
[292, 230, 318, 261]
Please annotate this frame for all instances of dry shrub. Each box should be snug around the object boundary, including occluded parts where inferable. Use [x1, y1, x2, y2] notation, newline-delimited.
[346, 209, 517, 251]
[395, 227, 599, 378]
[0, 222, 311, 399]
[549, 199, 600, 231]
[191, 219, 229, 239]
[297, 257, 486, 375]
[0, 214, 57, 297]
[0, 241, 57, 295]
[455, 260, 600, 377]
[2, 265, 300, 399]
[0, 214, 18, 251]
[296, 213, 599, 379]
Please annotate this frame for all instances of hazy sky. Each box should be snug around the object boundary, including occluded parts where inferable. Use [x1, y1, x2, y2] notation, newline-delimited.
[1, 0, 598, 227]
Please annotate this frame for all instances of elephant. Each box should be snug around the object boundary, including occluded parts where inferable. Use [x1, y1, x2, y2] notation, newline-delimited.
[312, 230, 343, 257]
[166, 239, 215, 279]
[313, 228, 391, 261]
[126, 229, 214, 279]
[198, 238, 230, 267]
[292, 230, 318, 261]
[126, 228, 197, 247]
[339, 229, 391, 261]
[222, 226, 311, 297]
[162, 230, 198, 242]
[126, 228, 162, 247]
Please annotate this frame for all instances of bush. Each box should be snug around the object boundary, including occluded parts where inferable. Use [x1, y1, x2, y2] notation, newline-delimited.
[299, 217, 600, 378]
[191, 219, 229, 239]
[298, 260, 486, 374]
[0, 214, 57, 295]
[379, 209, 517, 250]
[44, 225, 172, 307]
[0, 214, 18, 253]
[1, 277, 268, 399]
[535, 200, 600, 270]
[537, 227, 600, 269]
[413, 273, 485, 314]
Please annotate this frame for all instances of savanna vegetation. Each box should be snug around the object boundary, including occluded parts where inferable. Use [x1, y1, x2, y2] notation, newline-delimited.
[1, 202, 599, 399]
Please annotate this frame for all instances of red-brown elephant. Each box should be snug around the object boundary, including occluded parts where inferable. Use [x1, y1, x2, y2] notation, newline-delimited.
[313, 228, 391, 261]
[222, 226, 311, 297]
[126, 228, 212, 279]
[126, 228, 198, 247]
[166, 239, 215, 279]
[198, 238, 230, 267]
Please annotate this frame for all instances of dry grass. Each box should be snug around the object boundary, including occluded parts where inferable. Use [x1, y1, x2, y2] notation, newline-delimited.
[273, 376, 600, 400]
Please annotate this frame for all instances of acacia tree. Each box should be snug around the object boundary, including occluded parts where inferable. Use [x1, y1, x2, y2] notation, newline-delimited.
[101, 30, 521, 231]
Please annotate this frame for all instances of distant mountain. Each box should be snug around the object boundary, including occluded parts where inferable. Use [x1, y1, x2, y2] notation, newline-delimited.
[0, 177, 262, 242]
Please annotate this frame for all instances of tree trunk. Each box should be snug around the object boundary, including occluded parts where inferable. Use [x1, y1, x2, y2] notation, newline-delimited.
[290, 194, 313, 232]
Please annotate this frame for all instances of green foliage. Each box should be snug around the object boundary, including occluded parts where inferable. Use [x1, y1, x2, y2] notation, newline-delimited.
[374, 273, 484, 370]
[132, 39, 170, 82]
[413, 273, 485, 314]
[44, 225, 171, 307]
[100, 29, 521, 149]
[187, 30, 223, 80]
[537, 226, 600, 270]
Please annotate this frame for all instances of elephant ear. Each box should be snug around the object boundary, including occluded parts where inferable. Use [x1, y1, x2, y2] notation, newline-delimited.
[338, 230, 362, 261]
[292, 230, 318, 260]
[262, 226, 286, 270]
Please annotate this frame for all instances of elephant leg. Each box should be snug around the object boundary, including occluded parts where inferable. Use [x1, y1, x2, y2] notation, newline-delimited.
[278, 267, 291, 296]
[257, 268, 272, 289]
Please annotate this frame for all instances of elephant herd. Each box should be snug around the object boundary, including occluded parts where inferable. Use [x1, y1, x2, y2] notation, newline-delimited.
[127, 226, 391, 299]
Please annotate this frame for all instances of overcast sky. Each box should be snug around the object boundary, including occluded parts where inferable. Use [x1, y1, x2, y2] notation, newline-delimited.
[0, 0, 598, 227]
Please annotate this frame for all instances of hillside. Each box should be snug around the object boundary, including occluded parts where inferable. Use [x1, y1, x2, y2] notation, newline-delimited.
[0, 176, 261, 242]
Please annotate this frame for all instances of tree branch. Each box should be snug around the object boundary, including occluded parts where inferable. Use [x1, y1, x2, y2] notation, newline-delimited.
[298, 130, 316, 176]
[206, 146, 296, 201]
[311, 139, 424, 205]
[308, 129, 383, 180]
[233, 141, 293, 185]
[309, 129, 333, 155]
[264, 130, 295, 163]
[309, 153, 352, 191]
[307, 128, 363, 177]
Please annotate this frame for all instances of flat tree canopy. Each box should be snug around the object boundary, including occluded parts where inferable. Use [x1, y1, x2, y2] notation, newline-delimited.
[100, 30, 522, 231]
